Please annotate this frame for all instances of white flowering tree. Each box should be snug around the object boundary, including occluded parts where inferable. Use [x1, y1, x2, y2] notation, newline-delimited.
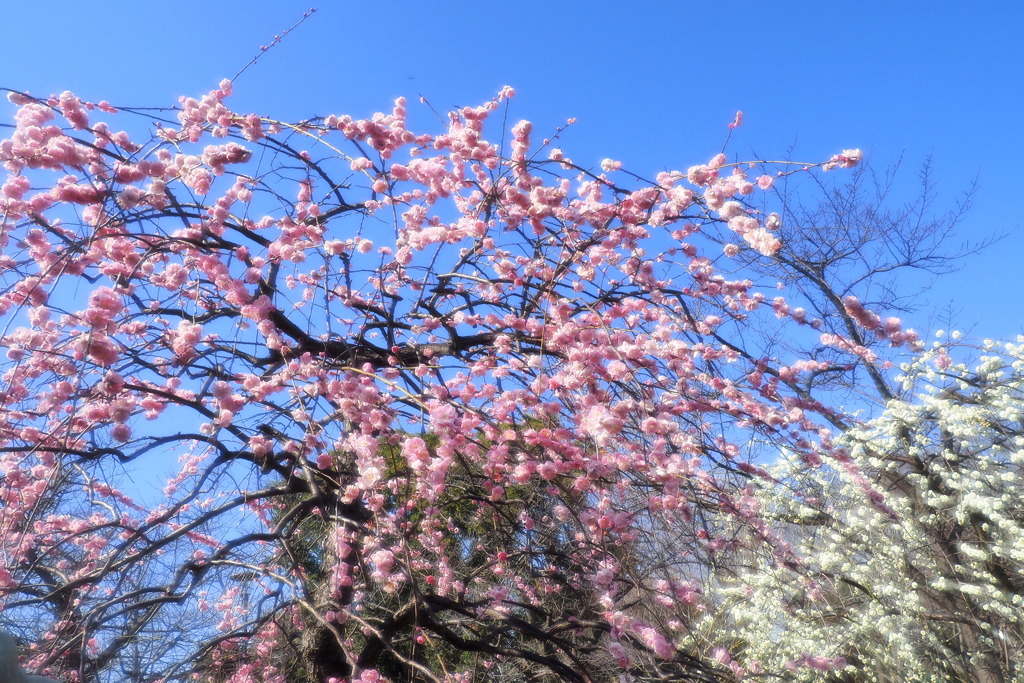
[708, 338, 1024, 682]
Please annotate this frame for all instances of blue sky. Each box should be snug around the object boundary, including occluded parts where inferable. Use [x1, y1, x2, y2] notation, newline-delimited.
[3, 0, 1022, 342]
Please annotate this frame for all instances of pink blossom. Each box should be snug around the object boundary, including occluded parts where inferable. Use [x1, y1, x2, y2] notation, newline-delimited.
[686, 164, 716, 186]
[369, 549, 395, 575]
[83, 336, 120, 365]
[7, 91, 34, 105]
[350, 157, 374, 171]
[58, 91, 90, 130]
[537, 461, 559, 480]
[823, 148, 863, 171]
[718, 201, 746, 219]
[742, 227, 781, 256]
[843, 295, 881, 330]
[608, 642, 630, 667]
[3, 175, 30, 199]
[111, 423, 132, 442]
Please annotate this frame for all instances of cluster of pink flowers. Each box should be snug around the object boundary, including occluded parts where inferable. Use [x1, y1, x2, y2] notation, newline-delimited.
[0, 81, 898, 682]
[822, 148, 863, 171]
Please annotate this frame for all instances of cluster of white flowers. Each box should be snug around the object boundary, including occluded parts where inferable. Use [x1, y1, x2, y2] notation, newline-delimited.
[703, 338, 1024, 681]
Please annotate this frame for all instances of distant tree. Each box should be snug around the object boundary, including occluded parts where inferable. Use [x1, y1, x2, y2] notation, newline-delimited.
[0, 80, 924, 682]
[745, 156, 984, 405]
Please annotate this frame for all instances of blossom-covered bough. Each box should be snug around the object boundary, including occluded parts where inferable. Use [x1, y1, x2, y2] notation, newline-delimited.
[0, 80, 922, 682]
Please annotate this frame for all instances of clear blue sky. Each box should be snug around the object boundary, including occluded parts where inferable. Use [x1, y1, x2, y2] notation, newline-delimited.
[3, 0, 1022, 341]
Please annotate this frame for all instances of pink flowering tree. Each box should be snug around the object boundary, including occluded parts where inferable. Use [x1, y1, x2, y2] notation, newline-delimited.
[0, 81, 918, 682]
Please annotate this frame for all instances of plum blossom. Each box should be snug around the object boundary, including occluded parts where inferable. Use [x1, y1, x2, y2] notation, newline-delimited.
[822, 148, 863, 171]
[0, 81, 891, 683]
